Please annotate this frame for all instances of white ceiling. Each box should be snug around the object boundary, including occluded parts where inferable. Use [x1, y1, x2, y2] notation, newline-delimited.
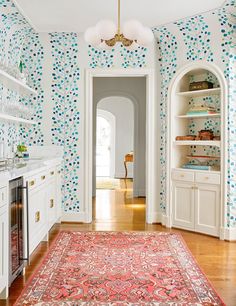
[13, 0, 225, 33]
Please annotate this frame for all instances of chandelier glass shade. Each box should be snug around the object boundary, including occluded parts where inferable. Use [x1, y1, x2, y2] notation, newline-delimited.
[84, 0, 154, 49]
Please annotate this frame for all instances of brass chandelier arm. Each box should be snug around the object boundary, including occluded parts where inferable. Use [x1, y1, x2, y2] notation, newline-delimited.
[104, 34, 134, 47]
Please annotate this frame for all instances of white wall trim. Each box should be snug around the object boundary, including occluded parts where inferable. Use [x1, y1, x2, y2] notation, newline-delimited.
[221, 227, 236, 241]
[85, 68, 156, 224]
[62, 212, 88, 223]
[166, 60, 228, 238]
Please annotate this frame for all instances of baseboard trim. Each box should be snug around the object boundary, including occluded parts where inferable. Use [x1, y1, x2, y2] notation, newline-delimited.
[147, 212, 168, 225]
[61, 212, 90, 223]
[221, 227, 236, 241]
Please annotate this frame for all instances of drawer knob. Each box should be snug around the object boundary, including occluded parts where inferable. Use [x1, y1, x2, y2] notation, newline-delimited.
[50, 199, 54, 208]
[41, 175, 46, 180]
[35, 211, 40, 223]
[58, 170, 61, 174]
[29, 180, 35, 187]
[180, 174, 185, 178]
[50, 171, 55, 176]
[205, 177, 209, 180]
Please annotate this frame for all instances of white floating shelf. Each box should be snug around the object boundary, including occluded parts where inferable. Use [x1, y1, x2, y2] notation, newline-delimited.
[176, 88, 221, 97]
[176, 113, 220, 119]
[174, 140, 221, 147]
[0, 69, 37, 96]
[0, 113, 37, 125]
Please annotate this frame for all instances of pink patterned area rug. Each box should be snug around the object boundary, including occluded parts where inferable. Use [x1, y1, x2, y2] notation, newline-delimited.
[14, 231, 225, 305]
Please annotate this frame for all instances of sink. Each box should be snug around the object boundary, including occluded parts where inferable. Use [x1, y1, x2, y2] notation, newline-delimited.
[15, 163, 27, 169]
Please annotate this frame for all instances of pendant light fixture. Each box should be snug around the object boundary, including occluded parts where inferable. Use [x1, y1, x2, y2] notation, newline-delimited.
[84, 0, 154, 49]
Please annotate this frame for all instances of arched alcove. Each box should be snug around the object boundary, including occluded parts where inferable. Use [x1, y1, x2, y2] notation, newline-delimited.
[166, 61, 228, 239]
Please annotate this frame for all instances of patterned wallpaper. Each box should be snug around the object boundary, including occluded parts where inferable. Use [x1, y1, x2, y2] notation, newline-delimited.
[1, 0, 236, 228]
[153, 0, 236, 227]
[88, 44, 148, 68]
[50, 33, 80, 212]
[0, 0, 44, 150]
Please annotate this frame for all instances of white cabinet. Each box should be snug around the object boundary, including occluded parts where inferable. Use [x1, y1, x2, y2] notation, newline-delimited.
[28, 182, 48, 255]
[47, 170, 57, 230]
[195, 184, 220, 236]
[25, 163, 62, 256]
[172, 170, 220, 237]
[172, 182, 195, 230]
[56, 167, 62, 221]
[0, 183, 8, 300]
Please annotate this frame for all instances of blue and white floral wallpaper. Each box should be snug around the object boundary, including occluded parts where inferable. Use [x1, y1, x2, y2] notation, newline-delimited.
[153, 0, 236, 228]
[50, 32, 80, 212]
[1, 0, 236, 230]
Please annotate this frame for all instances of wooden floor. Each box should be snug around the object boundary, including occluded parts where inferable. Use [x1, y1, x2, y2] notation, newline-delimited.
[1, 179, 236, 305]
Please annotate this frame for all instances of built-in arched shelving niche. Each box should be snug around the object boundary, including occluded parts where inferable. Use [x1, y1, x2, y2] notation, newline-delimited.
[166, 61, 227, 239]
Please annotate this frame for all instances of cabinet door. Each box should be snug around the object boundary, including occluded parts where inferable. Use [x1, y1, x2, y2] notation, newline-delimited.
[28, 186, 47, 255]
[172, 182, 195, 230]
[47, 180, 57, 229]
[56, 168, 62, 221]
[195, 184, 220, 237]
[0, 209, 8, 298]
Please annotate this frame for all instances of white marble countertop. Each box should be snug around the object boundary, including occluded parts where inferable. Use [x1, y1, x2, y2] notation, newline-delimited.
[0, 156, 62, 182]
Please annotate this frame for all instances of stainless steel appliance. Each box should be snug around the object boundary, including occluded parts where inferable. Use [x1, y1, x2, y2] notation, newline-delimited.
[9, 177, 29, 285]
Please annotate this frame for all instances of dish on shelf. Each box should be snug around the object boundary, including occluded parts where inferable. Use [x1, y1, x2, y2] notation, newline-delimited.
[176, 135, 196, 141]
[186, 155, 220, 163]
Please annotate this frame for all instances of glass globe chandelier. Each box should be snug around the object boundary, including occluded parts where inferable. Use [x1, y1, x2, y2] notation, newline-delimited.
[84, 0, 154, 49]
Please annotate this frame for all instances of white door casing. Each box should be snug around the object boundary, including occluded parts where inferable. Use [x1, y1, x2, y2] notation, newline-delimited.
[84, 68, 156, 224]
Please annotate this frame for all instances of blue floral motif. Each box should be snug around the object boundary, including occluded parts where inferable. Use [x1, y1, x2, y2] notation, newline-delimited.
[88, 45, 115, 68]
[216, 3, 236, 227]
[50, 33, 80, 212]
[153, 26, 178, 212]
[176, 15, 214, 62]
[119, 45, 147, 68]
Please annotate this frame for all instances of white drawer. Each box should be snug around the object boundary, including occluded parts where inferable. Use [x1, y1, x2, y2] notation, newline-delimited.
[0, 187, 7, 208]
[195, 172, 220, 185]
[172, 170, 194, 182]
[27, 170, 47, 190]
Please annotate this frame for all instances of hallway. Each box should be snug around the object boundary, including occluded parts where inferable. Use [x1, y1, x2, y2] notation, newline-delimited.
[1, 181, 236, 306]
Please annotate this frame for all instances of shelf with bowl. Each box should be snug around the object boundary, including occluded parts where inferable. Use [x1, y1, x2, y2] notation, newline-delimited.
[0, 69, 37, 96]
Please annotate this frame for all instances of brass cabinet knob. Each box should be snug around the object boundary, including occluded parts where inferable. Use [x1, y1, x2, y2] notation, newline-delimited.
[50, 171, 55, 176]
[29, 180, 35, 186]
[50, 199, 54, 208]
[41, 175, 46, 180]
[35, 211, 40, 223]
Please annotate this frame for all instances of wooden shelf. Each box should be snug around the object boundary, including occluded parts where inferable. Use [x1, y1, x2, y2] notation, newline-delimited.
[0, 113, 37, 125]
[173, 140, 221, 147]
[0, 69, 37, 96]
[186, 155, 220, 161]
[177, 88, 221, 97]
[176, 113, 220, 119]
